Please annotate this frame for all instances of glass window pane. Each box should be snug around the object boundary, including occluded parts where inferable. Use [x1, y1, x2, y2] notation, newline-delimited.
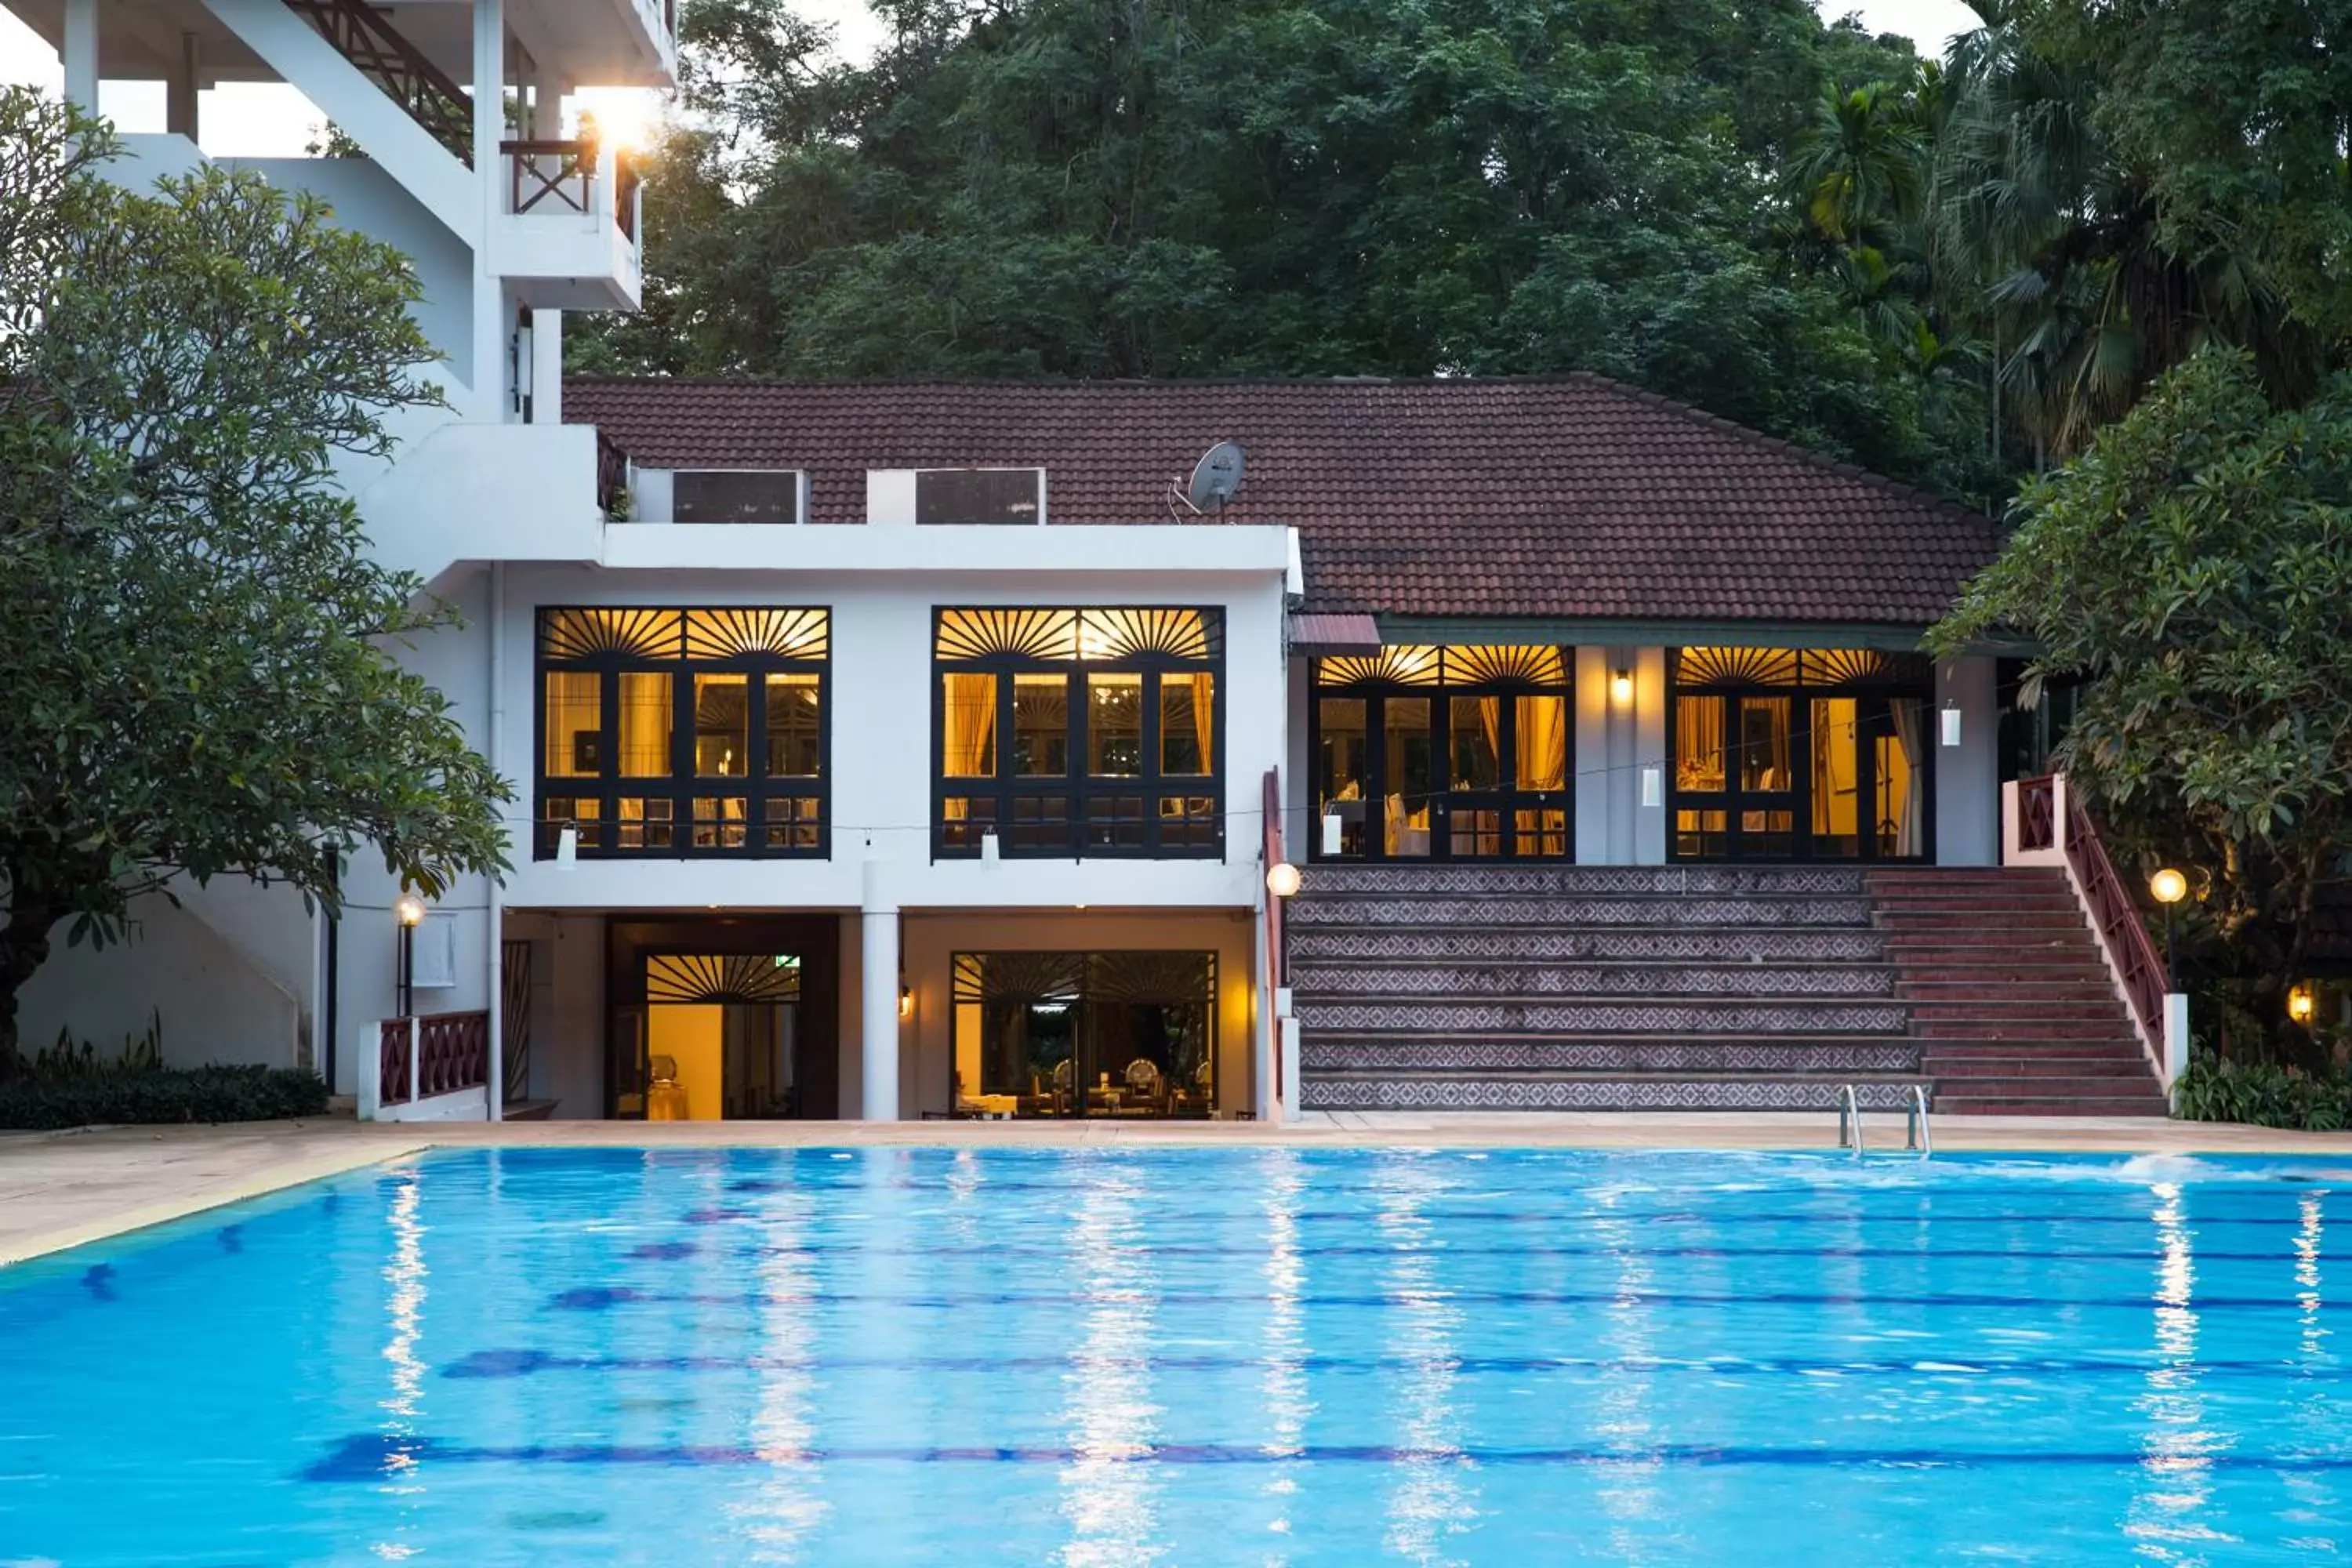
[619, 672, 672, 779]
[695, 673, 749, 778]
[692, 797, 747, 848]
[942, 673, 998, 778]
[1675, 808, 1726, 858]
[1810, 699, 1860, 858]
[767, 673, 822, 777]
[1385, 698, 1434, 858]
[1160, 673, 1213, 776]
[1738, 698, 1791, 792]
[1450, 696, 1500, 789]
[1513, 808, 1568, 858]
[543, 670, 600, 778]
[1515, 695, 1567, 792]
[1087, 673, 1142, 777]
[1015, 673, 1070, 777]
[1450, 807, 1502, 858]
[1318, 698, 1368, 858]
[1675, 696, 1726, 793]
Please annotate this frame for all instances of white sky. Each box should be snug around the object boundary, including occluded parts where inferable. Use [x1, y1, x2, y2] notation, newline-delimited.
[0, 0, 1985, 156]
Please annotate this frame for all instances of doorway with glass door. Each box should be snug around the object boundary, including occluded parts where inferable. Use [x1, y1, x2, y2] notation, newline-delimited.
[1668, 648, 1933, 862]
[1310, 646, 1572, 861]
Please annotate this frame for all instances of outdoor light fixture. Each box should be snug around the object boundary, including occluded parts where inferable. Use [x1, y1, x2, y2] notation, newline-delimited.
[1265, 861, 1303, 899]
[2288, 984, 2317, 1025]
[1940, 700, 1962, 748]
[393, 893, 427, 1019]
[898, 985, 914, 1021]
[555, 824, 579, 867]
[1640, 764, 1663, 809]
[2149, 868, 2187, 992]
[1611, 669, 1635, 706]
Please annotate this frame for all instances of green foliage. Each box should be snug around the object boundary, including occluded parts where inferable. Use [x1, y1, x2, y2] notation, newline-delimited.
[14, 1011, 165, 1085]
[2172, 1054, 2352, 1132]
[1933, 349, 2352, 1044]
[0, 88, 513, 1058]
[0, 1065, 331, 1131]
[572, 0, 1990, 494]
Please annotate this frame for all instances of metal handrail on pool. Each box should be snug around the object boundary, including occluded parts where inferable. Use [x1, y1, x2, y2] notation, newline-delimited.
[1906, 1085, 1933, 1159]
[1836, 1084, 1864, 1156]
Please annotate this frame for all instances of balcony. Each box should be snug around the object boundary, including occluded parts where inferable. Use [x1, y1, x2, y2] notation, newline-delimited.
[491, 140, 645, 310]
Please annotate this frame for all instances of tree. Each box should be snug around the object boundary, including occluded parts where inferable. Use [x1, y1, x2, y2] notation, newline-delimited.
[0, 89, 511, 1064]
[1930, 350, 2352, 1054]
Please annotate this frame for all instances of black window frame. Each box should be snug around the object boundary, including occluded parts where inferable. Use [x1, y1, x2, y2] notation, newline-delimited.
[931, 606, 1225, 861]
[949, 949, 1219, 1117]
[535, 606, 831, 861]
[671, 468, 804, 525]
[915, 467, 1045, 525]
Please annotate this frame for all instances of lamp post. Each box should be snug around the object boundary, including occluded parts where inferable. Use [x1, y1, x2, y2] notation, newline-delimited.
[2148, 868, 2187, 991]
[394, 893, 426, 1018]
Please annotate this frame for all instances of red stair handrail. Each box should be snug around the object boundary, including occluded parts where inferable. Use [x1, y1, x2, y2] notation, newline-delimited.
[2061, 790, 2169, 1047]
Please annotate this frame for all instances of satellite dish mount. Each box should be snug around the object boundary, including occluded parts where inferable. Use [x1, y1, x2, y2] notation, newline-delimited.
[1172, 440, 1246, 521]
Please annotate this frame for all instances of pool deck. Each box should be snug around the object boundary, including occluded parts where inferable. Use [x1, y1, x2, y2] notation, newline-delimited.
[6, 1112, 2352, 1266]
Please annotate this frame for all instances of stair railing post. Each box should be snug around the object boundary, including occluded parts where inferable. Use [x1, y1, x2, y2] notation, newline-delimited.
[408, 1016, 421, 1106]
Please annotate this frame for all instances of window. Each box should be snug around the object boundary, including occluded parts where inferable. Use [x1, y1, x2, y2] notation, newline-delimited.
[535, 608, 829, 859]
[951, 952, 1216, 1117]
[673, 470, 802, 524]
[916, 468, 1044, 524]
[933, 608, 1223, 858]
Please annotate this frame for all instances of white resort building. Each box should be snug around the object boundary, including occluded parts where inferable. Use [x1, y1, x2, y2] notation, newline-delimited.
[9, 0, 2176, 1125]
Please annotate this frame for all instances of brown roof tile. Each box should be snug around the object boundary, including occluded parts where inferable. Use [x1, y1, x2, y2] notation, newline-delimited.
[564, 376, 2000, 626]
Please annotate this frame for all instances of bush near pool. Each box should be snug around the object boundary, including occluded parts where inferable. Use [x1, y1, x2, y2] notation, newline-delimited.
[0, 1066, 331, 1131]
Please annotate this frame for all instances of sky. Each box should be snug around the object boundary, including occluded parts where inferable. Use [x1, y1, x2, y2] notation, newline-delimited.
[0, 0, 1985, 156]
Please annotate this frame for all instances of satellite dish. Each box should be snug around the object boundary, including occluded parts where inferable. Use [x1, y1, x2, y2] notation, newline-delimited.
[1186, 441, 1246, 514]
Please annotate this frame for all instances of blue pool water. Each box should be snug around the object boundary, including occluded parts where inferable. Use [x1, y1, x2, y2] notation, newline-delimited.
[2, 1146, 2348, 1565]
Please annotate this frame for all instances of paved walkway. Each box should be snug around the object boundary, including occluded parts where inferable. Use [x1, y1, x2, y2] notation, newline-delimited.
[6, 1112, 2352, 1266]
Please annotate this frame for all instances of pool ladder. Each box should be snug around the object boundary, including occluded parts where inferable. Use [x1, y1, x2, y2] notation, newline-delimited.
[1836, 1084, 1932, 1158]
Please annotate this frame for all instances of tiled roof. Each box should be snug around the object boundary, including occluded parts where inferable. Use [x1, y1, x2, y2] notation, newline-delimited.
[564, 376, 2002, 626]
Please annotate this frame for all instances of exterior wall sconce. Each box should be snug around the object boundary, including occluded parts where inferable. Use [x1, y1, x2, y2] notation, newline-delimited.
[555, 823, 579, 867]
[898, 985, 914, 1022]
[1639, 764, 1662, 809]
[1940, 699, 1962, 748]
[2288, 983, 2316, 1025]
[1610, 669, 1635, 706]
[1265, 861, 1303, 899]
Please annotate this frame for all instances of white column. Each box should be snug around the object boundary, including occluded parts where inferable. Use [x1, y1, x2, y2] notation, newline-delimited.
[167, 32, 200, 139]
[860, 860, 902, 1120]
[531, 310, 564, 424]
[484, 564, 506, 1123]
[471, 0, 508, 403]
[2163, 993, 2190, 1097]
[62, 0, 99, 112]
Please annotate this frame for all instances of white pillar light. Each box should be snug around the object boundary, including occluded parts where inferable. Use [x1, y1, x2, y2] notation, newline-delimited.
[1639, 764, 1663, 810]
[555, 824, 579, 867]
[1940, 702, 1962, 748]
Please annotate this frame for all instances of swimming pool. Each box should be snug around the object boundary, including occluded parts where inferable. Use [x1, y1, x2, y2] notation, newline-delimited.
[0, 1146, 2343, 1565]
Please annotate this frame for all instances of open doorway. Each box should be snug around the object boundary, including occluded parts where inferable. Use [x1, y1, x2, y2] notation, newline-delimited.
[606, 916, 840, 1118]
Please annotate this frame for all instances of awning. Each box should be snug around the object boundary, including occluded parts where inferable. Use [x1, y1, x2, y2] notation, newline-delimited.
[1287, 612, 1382, 655]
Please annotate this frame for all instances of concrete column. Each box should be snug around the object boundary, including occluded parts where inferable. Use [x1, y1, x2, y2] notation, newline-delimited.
[470, 0, 508, 402]
[167, 33, 200, 139]
[62, 0, 98, 113]
[1634, 645, 1668, 864]
[531, 309, 564, 424]
[1934, 655, 2000, 867]
[860, 861, 901, 1120]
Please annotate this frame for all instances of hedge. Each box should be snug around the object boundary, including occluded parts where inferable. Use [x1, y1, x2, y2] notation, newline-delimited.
[2172, 1056, 2352, 1132]
[0, 1065, 331, 1131]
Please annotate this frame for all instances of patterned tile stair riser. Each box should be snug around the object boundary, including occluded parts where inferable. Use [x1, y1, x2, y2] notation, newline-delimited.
[1297, 865, 1870, 898]
[1301, 1038, 1923, 1073]
[1300, 1078, 1932, 1112]
[1285, 964, 1899, 998]
[1286, 928, 1891, 964]
[1286, 896, 1875, 928]
[1297, 1001, 1911, 1036]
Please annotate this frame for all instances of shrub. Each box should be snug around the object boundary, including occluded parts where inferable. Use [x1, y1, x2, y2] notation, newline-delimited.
[2172, 1055, 2352, 1132]
[0, 1065, 330, 1131]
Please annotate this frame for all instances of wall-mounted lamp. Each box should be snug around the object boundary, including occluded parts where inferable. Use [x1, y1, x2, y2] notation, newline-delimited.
[1940, 700, 1962, 748]
[1611, 669, 1635, 706]
[556, 823, 579, 867]
[1265, 861, 1303, 899]
[898, 985, 914, 1022]
[1639, 764, 1662, 810]
[2288, 983, 2317, 1025]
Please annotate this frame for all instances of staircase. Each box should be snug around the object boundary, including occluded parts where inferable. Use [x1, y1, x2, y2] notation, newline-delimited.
[1290, 864, 2166, 1116]
[1867, 868, 2168, 1116]
[283, 0, 474, 162]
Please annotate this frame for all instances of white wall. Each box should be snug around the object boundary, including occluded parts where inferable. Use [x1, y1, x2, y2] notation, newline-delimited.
[499, 909, 608, 1116]
[1935, 655, 2001, 867]
[15, 892, 300, 1070]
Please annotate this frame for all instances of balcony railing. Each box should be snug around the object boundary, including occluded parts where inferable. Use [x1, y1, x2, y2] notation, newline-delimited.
[378, 1018, 414, 1108]
[286, 0, 474, 165]
[374, 1010, 490, 1115]
[597, 430, 633, 519]
[505, 138, 596, 216]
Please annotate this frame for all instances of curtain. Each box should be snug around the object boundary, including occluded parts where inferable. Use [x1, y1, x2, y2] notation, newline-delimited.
[943, 673, 997, 777]
[619, 673, 670, 777]
[1191, 672, 1214, 772]
[1890, 699, 1926, 857]
[1479, 697, 1502, 784]
[1676, 697, 1724, 790]
[1515, 695, 1566, 791]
